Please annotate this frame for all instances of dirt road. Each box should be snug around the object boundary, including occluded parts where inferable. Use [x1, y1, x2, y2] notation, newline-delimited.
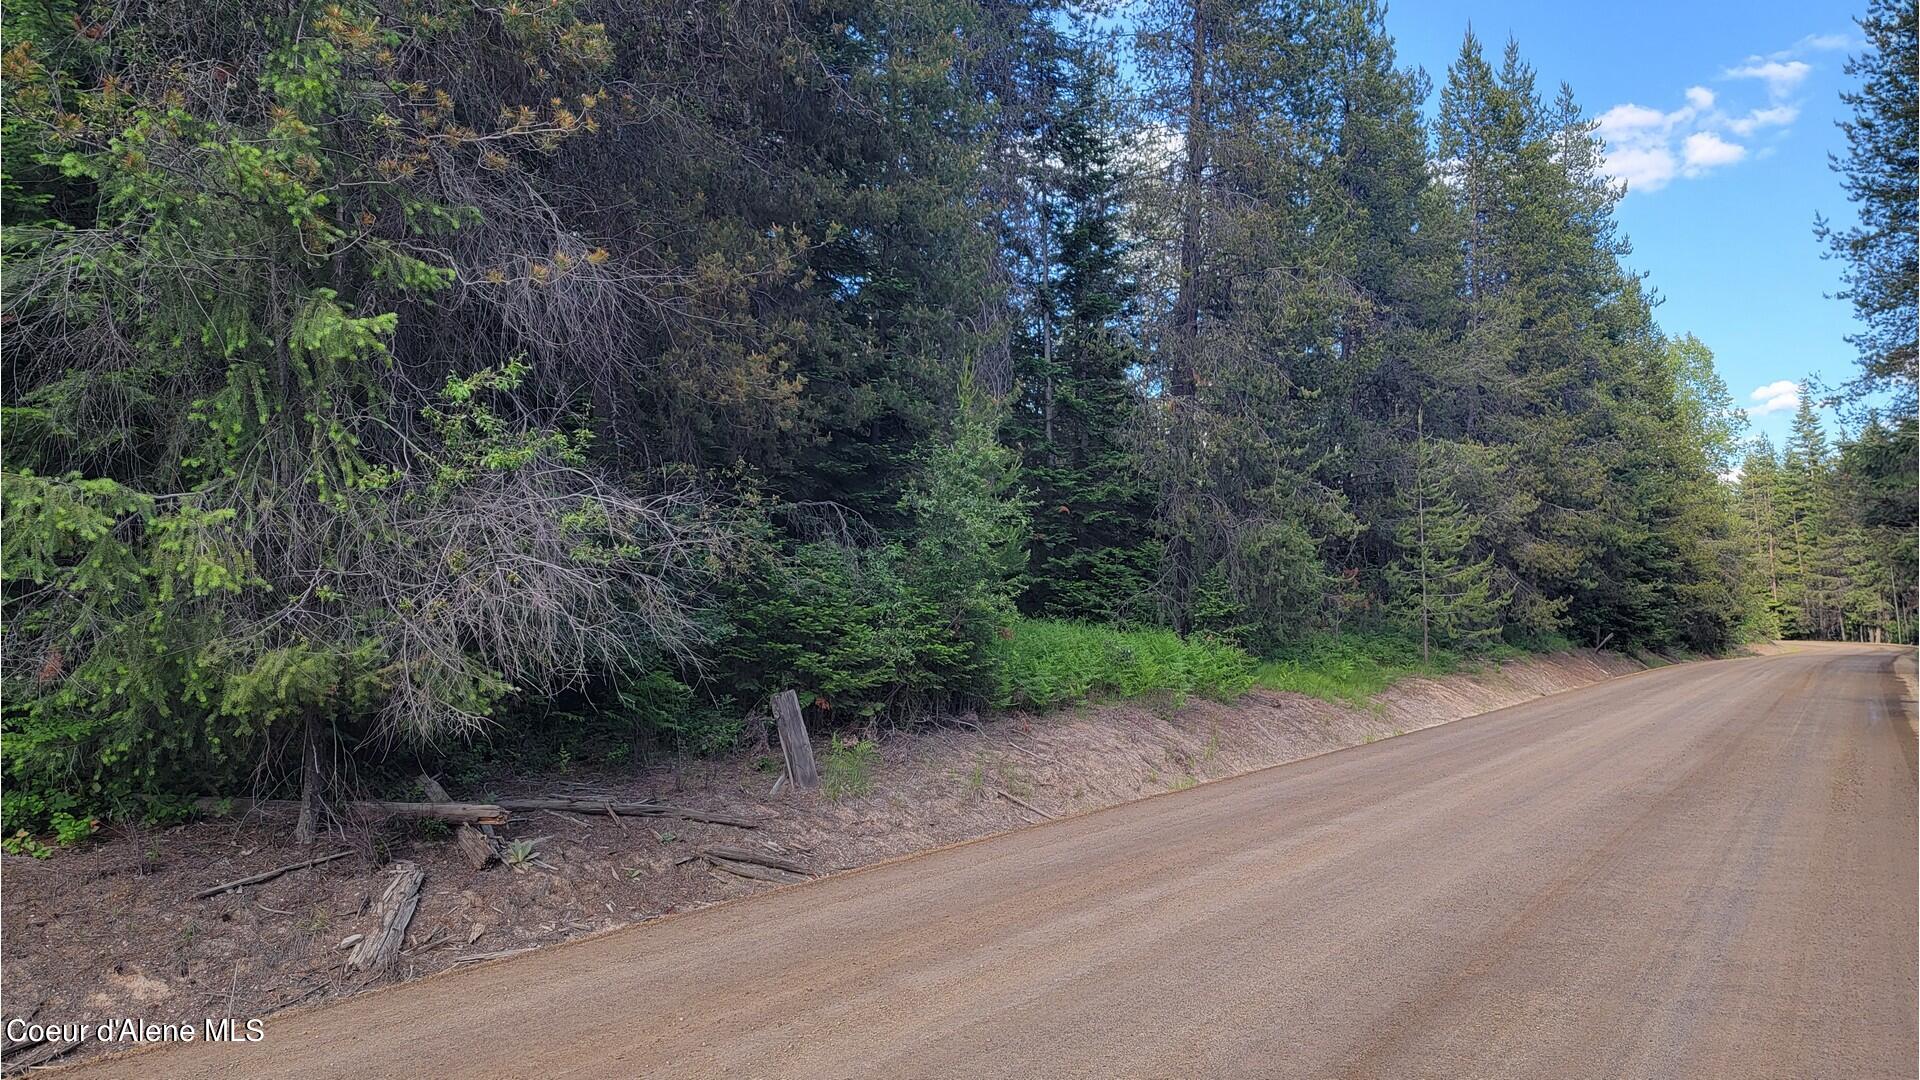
[65, 644, 1918, 1079]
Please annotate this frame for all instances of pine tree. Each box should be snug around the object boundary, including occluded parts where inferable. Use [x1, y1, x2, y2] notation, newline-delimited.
[1736, 436, 1788, 620]
[1814, 0, 1918, 410]
[1136, 0, 1361, 646]
[1386, 413, 1508, 660]
[1009, 44, 1159, 623]
[1780, 391, 1836, 636]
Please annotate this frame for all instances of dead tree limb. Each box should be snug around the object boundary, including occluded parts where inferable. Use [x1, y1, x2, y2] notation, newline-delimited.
[418, 774, 497, 870]
[196, 798, 509, 826]
[493, 797, 757, 828]
[997, 790, 1054, 819]
[703, 856, 806, 885]
[193, 851, 354, 900]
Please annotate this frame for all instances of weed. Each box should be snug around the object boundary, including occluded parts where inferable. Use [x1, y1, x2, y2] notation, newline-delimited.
[823, 736, 878, 801]
[1002, 766, 1035, 799]
[2, 831, 52, 859]
[1169, 775, 1197, 792]
[503, 838, 540, 871]
[964, 759, 988, 797]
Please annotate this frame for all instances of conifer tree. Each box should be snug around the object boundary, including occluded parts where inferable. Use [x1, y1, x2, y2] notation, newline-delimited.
[1009, 45, 1159, 622]
[1386, 413, 1508, 661]
[1780, 392, 1836, 636]
[1815, 0, 1918, 409]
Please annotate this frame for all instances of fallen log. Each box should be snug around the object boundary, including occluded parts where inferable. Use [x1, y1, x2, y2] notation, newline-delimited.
[703, 856, 806, 885]
[454, 826, 497, 870]
[701, 845, 809, 876]
[418, 774, 499, 870]
[494, 797, 758, 829]
[193, 850, 354, 900]
[195, 797, 509, 826]
[348, 861, 425, 974]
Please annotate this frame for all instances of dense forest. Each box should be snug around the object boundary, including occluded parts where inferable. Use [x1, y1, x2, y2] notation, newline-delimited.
[2, 0, 1913, 832]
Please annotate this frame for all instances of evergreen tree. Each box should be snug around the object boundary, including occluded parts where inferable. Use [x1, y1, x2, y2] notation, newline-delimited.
[1009, 45, 1160, 623]
[1386, 414, 1508, 660]
[1815, 0, 1918, 410]
[1138, 0, 1390, 646]
[1834, 415, 1918, 641]
[1779, 392, 1836, 636]
[1735, 436, 1789, 626]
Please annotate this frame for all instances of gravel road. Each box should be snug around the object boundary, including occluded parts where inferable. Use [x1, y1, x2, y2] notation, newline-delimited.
[62, 644, 1918, 1079]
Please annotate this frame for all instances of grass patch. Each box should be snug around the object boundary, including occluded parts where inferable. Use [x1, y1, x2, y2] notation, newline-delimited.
[992, 620, 1254, 710]
[1251, 632, 1471, 707]
[822, 736, 879, 801]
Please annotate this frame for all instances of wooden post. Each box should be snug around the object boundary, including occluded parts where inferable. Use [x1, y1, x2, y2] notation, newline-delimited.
[772, 690, 818, 792]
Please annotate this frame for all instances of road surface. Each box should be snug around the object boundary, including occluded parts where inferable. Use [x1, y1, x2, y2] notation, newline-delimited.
[68, 644, 1918, 1079]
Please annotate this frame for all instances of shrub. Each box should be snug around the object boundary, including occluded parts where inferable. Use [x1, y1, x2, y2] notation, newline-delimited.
[721, 541, 970, 722]
[721, 387, 1030, 725]
[992, 620, 1254, 710]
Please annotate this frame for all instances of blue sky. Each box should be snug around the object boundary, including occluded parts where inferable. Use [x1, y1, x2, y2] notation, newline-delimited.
[1385, 1, 1870, 446]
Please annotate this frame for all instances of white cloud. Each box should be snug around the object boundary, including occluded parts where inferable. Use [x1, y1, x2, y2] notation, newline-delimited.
[1682, 131, 1748, 176]
[1749, 380, 1801, 415]
[1725, 59, 1812, 97]
[1598, 101, 1696, 192]
[1600, 35, 1829, 195]
[1791, 33, 1852, 53]
[1727, 104, 1800, 136]
[1598, 102, 1675, 133]
[1604, 143, 1680, 191]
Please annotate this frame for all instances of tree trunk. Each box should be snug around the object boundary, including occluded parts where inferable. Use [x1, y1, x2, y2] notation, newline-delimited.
[1165, 0, 1211, 636]
[294, 714, 322, 846]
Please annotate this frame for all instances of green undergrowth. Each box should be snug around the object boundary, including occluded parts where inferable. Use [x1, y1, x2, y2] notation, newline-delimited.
[1251, 631, 1570, 707]
[992, 620, 1255, 710]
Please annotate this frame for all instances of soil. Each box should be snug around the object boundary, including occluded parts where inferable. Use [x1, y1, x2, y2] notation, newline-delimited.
[0, 648, 1646, 1071]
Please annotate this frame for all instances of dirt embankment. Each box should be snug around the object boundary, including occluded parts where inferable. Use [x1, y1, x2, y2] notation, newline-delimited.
[0, 649, 1645, 1069]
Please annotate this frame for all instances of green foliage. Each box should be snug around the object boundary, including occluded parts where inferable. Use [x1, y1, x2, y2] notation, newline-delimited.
[722, 540, 972, 722]
[723, 386, 1028, 722]
[1251, 632, 1464, 707]
[1385, 425, 1510, 658]
[821, 736, 880, 801]
[2, 832, 54, 860]
[992, 620, 1254, 710]
[1, 787, 83, 838]
[503, 838, 540, 872]
[1008, 44, 1160, 623]
[1813, 0, 1917, 410]
[0, 787, 100, 858]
